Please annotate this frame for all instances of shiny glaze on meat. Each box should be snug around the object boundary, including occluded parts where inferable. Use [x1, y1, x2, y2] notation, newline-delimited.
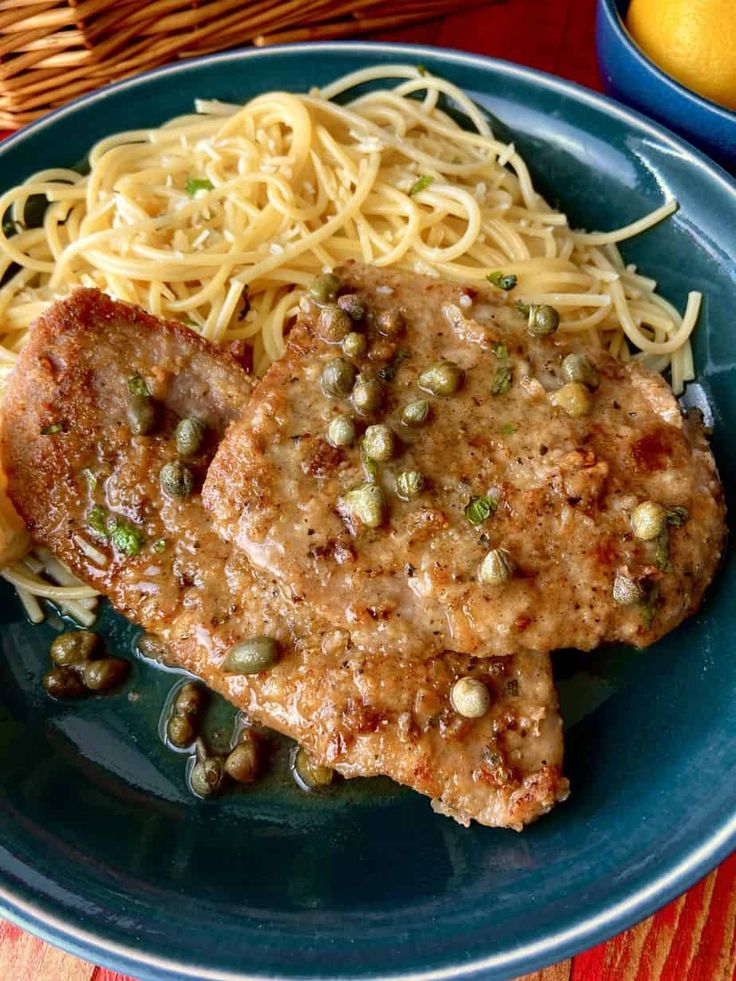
[1, 289, 568, 829]
[204, 263, 726, 660]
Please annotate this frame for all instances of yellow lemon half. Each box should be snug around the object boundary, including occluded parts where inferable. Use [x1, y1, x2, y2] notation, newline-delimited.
[627, 0, 736, 112]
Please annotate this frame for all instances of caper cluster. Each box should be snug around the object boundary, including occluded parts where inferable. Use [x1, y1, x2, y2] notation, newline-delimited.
[43, 629, 129, 699]
[189, 730, 262, 799]
[309, 274, 438, 530]
[551, 352, 600, 418]
[166, 680, 207, 747]
[160, 417, 207, 500]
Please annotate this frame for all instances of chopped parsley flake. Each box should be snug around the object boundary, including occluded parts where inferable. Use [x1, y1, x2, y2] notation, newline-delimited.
[41, 421, 65, 435]
[409, 175, 434, 196]
[487, 271, 517, 291]
[106, 517, 145, 557]
[654, 528, 670, 571]
[87, 506, 144, 556]
[185, 177, 214, 196]
[128, 375, 149, 397]
[491, 364, 513, 396]
[465, 495, 499, 526]
[640, 583, 661, 630]
[152, 538, 166, 553]
[87, 505, 107, 536]
[500, 422, 516, 436]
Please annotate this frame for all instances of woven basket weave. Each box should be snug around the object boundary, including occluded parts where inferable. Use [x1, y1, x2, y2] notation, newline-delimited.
[0, 0, 482, 129]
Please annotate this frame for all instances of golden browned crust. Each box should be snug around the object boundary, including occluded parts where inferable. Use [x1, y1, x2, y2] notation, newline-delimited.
[1, 288, 568, 829]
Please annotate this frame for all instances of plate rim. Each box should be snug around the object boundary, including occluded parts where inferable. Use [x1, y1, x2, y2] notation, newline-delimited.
[0, 38, 735, 981]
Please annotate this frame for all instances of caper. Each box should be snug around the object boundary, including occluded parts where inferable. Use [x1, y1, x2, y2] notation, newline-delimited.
[400, 399, 430, 427]
[343, 483, 386, 528]
[561, 352, 600, 389]
[363, 424, 395, 462]
[450, 677, 491, 718]
[612, 572, 644, 606]
[326, 414, 356, 448]
[224, 736, 259, 783]
[50, 629, 99, 667]
[222, 636, 279, 674]
[479, 548, 515, 584]
[526, 304, 560, 336]
[418, 360, 464, 396]
[318, 304, 352, 343]
[309, 272, 341, 304]
[396, 470, 425, 500]
[342, 331, 368, 359]
[338, 293, 366, 320]
[551, 381, 594, 417]
[167, 713, 196, 748]
[83, 657, 129, 691]
[43, 666, 86, 699]
[320, 358, 357, 398]
[174, 681, 206, 716]
[175, 417, 205, 457]
[128, 394, 156, 435]
[631, 501, 667, 541]
[293, 747, 334, 790]
[351, 377, 384, 415]
[376, 308, 404, 337]
[160, 460, 194, 499]
[190, 753, 225, 798]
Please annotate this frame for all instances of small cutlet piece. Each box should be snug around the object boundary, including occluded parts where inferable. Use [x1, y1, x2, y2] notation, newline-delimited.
[1, 288, 569, 830]
[203, 262, 726, 661]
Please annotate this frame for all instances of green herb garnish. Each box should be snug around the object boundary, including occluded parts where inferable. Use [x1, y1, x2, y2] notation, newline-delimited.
[500, 422, 516, 436]
[416, 64, 428, 76]
[492, 342, 508, 360]
[128, 375, 149, 397]
[487, 271, 517, 291]
[106, 516, 145, 557]
[152, 538, 166, 553]
[654, 529, 672, 572]
[653, 507, 688, 571]
[41, 421, 65, 435]
[185, 177, 214, 196]
[491, 364, 513, 396]
[640, 583, 661, 630]
[465, 495, 499, 526]
[409, 175, 434, 196]
[87, 505, 107, 536]
[378, 349, 409, 381]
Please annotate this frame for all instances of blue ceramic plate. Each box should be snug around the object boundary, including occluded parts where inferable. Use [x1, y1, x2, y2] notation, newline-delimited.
[0, 42, 735, 981]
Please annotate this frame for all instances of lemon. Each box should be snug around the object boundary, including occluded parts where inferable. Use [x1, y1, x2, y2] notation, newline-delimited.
[627, 0, 736, 111]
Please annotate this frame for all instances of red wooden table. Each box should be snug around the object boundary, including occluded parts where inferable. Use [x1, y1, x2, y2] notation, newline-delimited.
[1, 1, 734, 978]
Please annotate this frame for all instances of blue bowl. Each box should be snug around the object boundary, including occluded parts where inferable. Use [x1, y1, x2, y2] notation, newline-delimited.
[597, 0, 736, 170]
[1, 42, 736, 981]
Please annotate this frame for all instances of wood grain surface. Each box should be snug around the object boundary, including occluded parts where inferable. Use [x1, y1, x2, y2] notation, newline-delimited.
[1, 1, 734, 979]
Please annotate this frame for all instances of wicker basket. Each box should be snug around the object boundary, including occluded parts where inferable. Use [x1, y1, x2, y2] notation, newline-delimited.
[0, 0, 483, 129]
